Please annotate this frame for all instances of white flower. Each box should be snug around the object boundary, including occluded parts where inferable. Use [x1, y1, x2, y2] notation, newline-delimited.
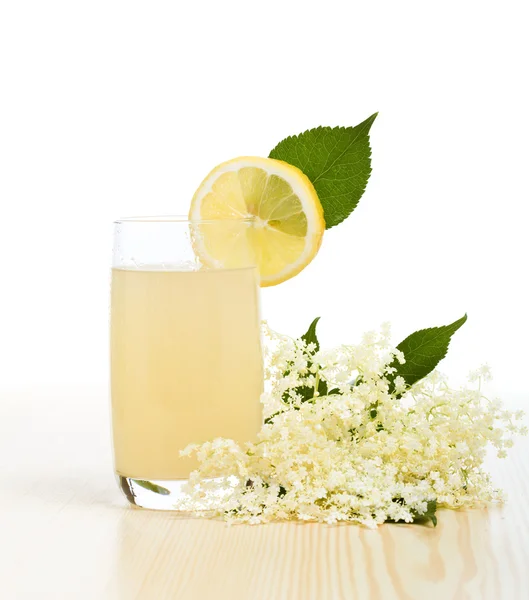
[176, 323, 527, 526]
[468, 364, 493, 383]
[394, 350, 406, 365]
[394, 376, 407, 395]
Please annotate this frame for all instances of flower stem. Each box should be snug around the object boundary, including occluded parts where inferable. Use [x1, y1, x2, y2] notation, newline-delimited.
[313, 372, 320, 398]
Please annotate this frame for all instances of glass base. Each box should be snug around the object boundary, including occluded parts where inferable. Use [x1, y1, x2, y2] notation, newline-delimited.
[118, 475, 191, 510]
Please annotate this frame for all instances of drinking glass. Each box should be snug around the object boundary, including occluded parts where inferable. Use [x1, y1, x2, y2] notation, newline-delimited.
[110, 217, 263, 509]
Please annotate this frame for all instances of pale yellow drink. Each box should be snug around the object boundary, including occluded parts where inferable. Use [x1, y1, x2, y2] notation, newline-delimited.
[111, 266, 263, 480]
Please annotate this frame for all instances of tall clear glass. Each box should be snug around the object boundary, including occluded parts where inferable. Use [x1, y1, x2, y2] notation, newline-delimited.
[110, 217, 263, 509]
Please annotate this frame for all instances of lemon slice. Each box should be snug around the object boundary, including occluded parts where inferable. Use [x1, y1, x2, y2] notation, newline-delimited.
[189, 156, 325, 287]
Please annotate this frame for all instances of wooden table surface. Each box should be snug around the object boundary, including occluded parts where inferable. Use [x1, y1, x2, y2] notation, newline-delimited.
[0, 386, 527, 600]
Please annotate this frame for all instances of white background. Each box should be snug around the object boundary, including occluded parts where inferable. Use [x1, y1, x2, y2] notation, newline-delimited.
[0, 0, 528, 395]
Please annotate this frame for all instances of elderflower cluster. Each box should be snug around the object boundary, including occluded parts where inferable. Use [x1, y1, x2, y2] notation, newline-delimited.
[177, 323, 526, 527]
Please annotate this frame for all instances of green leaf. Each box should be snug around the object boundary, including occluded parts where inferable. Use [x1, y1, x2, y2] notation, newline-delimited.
[278, 317, 341, 406]
[387, 499, 438, 527]
[264, 410, 282, 424]
[269, 113, 377, 228]
[281, 380, 328, 404]
[301, 317, 321, 351]
[132, 479, 171, 495]
[388, 314, 468, 391]
[300, 317, 327, 399]
[411, 500, 438, 527]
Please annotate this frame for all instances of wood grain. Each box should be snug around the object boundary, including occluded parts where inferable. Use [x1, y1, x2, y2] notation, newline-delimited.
[0, 386, 528, 600]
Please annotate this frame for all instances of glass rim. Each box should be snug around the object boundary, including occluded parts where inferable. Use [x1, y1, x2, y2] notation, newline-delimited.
[114, 215, 256, 225]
